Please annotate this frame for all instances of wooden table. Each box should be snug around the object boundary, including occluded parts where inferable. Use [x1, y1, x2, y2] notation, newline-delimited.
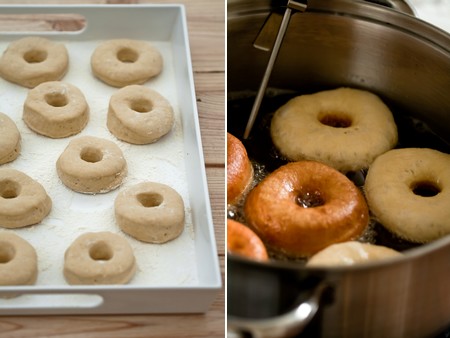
[0, 1, 225, 337]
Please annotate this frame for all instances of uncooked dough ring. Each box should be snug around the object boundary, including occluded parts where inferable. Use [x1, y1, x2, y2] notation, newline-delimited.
[114, 182, 185, 243]
[0, 113, 21, 164]
[365, 148, 450, 243]
[56, 136, 127, 194]
[23, 81, 89, 138]
[0, 168, 52, 228]
[0, 37, 68, 88]
[91, 39, 163, 87]
[107, 85, 174, 144]
[270, 87, 398, 172]
[0, 232, 37, 286]
[64, 232, 136, 285]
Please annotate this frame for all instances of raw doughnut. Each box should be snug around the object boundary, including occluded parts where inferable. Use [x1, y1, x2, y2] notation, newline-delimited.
[91, 39, 163, 87]
[227, 133, 253, 204]
[0, 113, 21, 164]
[107, 85, 174, 144]
[271, 87, 398, 172]
[0, 232, 37, 286]
[0, 37, 68, 88]
[23, 81, 89, 138]
[365, 148, 450, 243]
[0, 168, 52, 228]
[64, 232, 136, 285]
[114, 182, 185, 243]
[244, 161, 369, 258]
[227, 219, 268, 261]
[56, 136, 127, 194]
[306, 241, 402, 267]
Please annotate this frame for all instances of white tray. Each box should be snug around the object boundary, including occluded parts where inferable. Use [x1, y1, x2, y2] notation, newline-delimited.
[0, 4, 221, 315]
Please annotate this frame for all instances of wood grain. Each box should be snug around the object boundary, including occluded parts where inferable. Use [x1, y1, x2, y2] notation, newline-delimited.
[0, 0, 225, 337]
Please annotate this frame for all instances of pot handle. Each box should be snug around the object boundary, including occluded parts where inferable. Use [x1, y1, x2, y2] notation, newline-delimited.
[227, 282, 329, 338]
[363, 0, 415, 16]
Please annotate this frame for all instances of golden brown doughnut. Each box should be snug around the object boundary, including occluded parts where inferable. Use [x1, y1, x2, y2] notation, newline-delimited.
[244, 161, 369, 258]
[91, 39, 163, 87]
[56, 136, 127, 194]
[227, 219, 268, 261]
[64, 232, 136, 285]
[0, 113, 21, 165]
[23, 81, 89, 138]
[365, 148, 450, 243]
[271, 88, 398, 172]
[0, 168, 52, 228]
[107, 85, 174, 144]
[227, 133, 253, 204]
[0, 37, 68, 88]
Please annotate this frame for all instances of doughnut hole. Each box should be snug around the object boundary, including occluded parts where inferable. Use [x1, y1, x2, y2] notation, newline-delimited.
[89, 241, 113, 261]
[23, 49, 48, 63]
[0, 179, 21, 199]
[45, 92, 69, 107]
[137, 192, 163, 208]
[410, 180, 441, 197]
[117, 47, 139, 63]
[129, 98, 153, 113]
[80, 147, 103, 163]
[0, 242, 15, 264]
[319, 112, 353, 128]
[296, 189, 325, 208]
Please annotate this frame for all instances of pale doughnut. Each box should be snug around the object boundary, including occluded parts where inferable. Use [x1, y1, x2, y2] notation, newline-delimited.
[23, 81, 89, 138]
[56, 136, 127, 194]
[307, 241, 402, 267]
[0, 168, 52, 228]
[91, 39, 163, 87]
[114, 182, 185, 243]
[0, 113, 21, 164]
[365, 148, 450, 243]
[107, 85, 174, 144]
[0, 232, 37, 286]
[0, 37, 68, 88]
[64, 232, 136, 285]
[271, 87, 398, 172]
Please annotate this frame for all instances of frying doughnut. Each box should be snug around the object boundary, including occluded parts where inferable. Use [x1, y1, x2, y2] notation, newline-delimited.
[0, 37, 68, 88]
[0, 168, 52, 228]
[271, 87, 398, 172]
[0, 113, 21, 164]
[56, 136, 127, 194]
[91, 39, 163, 87]
[114, 182, 185, 243]
[244, 161, 369, 258]
[306, 241, 402, 267]
[227, 219, 268, 261]
[64, 232, 136, 285]
[107, 85, 174, 144]
[365, 148, 450, 243]
[227, 133, 253, 204]
[0, 232, 37, 286]
[23, 81, 89, 138]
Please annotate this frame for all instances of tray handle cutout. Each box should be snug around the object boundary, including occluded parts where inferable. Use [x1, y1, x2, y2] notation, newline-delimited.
[0, 293, 103, 310]
[0, 13, 86, 34]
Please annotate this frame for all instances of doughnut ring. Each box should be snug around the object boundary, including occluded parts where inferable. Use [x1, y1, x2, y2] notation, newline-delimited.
[244, 161, 369, 258]
[365, 148, 450, 243]
[227, 219, 268, 261]
[0, 232, 37, 286]
[271, 87, 398, 172]
[64, 232, 136, 285]
[56, 136, 127, 194]
[91, 39, 163, 87]
[0, 113, 21, 165]
[0, 37, 68, 88]
[107, 85, 174, 144]
[114, 182, 185, 243]
[0, 168, 52, 228]
[23, 81, 89, 138]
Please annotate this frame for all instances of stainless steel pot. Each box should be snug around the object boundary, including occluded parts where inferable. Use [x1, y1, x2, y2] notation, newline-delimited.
[227, 1, 450, 337]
